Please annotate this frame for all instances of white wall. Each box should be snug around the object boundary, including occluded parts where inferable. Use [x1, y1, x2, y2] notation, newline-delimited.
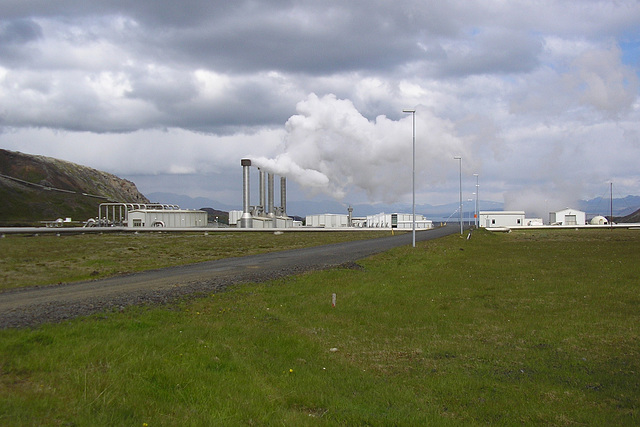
[305, 214, 349, 228]
[128, 210, 208, 227]
[478, 211, 525, 228]
[549, 208, 586, 225]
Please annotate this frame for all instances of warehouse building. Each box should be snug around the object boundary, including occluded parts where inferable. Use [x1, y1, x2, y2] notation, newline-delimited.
[549, 208, 586, 226]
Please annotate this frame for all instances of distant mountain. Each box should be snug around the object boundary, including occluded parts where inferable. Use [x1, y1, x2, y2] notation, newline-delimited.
[146, 192, 503, 219]
[146, 191, 640, 222]
[616, 207, 640, 223]
[0, 149, 148, 226]
[146, 192, 236, 212]
[578, 195, 640, 217]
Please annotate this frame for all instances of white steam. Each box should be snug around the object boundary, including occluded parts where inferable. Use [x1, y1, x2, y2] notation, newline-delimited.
[251, 93, 468, 203]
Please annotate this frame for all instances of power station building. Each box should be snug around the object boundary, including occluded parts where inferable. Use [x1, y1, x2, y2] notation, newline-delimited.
[127, 209, 207, 228]
[233, 158, 434, 230]
[91, 203, 208, 228]
[231, 159, 293, 228]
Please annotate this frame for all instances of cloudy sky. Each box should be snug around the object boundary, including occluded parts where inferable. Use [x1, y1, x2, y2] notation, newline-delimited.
[1, 0, 639, 216]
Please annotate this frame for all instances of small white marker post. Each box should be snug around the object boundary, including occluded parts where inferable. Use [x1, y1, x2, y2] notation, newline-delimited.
[331, 293, 336, 308]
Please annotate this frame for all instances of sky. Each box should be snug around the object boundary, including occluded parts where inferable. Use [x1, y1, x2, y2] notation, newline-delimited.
[1, 0, 639, 217]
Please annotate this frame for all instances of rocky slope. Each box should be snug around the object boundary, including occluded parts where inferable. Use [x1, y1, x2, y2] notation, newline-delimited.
[0, 149, 149, 225]
[617, 208, 640, 223]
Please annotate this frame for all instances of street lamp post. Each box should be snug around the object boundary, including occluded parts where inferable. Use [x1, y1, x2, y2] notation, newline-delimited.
[454, 156, 462, 234]
[403, 109, 416, 247]
[473, 173, 479, 228]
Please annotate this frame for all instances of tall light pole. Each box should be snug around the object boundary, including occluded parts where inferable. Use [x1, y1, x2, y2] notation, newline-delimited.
[454, 156, 462, 234]
[403, 109, 416, 247]
[473, 173, 479, 228]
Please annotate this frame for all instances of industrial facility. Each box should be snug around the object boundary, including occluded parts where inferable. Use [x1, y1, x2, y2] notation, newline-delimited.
[86, 203, 208, 228]
[549, 208, 586, 226]
[230, 159, 434, 230]
[229, 159, 293, 228]
[305, 212, 433, 229]
[478, 208, 591, 228]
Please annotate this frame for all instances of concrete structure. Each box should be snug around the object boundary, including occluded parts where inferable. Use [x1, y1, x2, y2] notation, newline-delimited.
[128, 209, 207, 228]
[549, 208, 586, 226]
[478, 211, 526, 228]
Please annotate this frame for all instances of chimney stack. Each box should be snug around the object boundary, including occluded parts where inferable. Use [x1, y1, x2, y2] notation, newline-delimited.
[259, 168, 266, 216]
[280, 176, 287, 217]
[240, 159, 252, 228]
[268, 173, 275, 217]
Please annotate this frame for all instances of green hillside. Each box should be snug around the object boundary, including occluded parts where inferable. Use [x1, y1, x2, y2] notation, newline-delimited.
[0, 149, 149, 226]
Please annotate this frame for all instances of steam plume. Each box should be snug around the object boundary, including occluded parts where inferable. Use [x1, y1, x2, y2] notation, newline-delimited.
[251, 93, 468, 203]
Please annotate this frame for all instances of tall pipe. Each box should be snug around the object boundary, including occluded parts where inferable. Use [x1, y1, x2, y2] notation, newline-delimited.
[268, 173, 275, 217]
[259, 169, 266, 216]
[280, 176, 287, 217]
[240, 159, 252, 228]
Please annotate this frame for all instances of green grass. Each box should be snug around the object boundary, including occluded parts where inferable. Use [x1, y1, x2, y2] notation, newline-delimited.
[0, 229, 639, 425]
[0, 231, 391, 290]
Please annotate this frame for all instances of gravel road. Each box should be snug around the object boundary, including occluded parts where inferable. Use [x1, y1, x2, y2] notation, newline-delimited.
[0, 225, 459, 328]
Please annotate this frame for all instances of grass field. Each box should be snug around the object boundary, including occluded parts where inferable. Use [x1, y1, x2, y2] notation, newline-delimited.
[0, 228, 639, 425]
[0, 230, 391, 291]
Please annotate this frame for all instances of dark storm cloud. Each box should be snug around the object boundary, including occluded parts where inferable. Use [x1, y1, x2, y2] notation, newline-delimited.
[0, 19, 43, 64]
[0, 0, 458, 75]
[0, 19, 42, 43]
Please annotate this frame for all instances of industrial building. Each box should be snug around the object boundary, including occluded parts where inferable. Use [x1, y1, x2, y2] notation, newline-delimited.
[549, 208, 586, 226]
[305, 214, 350, 228]
[88, 203, 207, 228]
[478, 211, 526, 228]
[234, 158, 435, 230]
[128, 209, 207, 228]
[232, 159, 293, 228]
[365, 213, 432, 229]
[304, 212, 433, 229]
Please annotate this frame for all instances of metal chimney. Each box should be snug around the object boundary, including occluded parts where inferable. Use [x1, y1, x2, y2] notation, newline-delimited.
[280, 176, 287, 217]
[240, 159, 252, 228]
[267, 172, 275, 217]
[259, 168, 266, 216]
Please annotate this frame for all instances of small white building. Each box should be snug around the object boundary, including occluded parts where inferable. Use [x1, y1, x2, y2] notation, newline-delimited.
[128, 209, 208, 228]
[549, 208, 586, 226]
[590, 215, 608, 225]
[478, 211, 526, 228]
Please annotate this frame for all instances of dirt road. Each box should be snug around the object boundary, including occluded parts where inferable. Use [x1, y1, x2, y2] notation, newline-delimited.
[0, 226, 459, 328]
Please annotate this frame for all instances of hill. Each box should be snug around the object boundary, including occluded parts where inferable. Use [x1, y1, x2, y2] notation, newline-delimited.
[0, 149, 149, 226]
[617, 207, 640, 223]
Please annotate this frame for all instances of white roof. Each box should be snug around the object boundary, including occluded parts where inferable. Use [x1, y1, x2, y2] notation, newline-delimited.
[479, 211, 525, 215]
